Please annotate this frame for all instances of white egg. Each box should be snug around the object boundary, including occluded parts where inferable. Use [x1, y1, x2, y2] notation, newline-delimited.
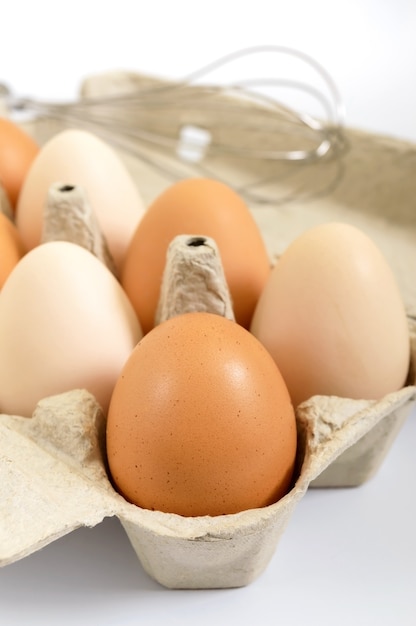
[15, 129, 145, 270]
[0, 241, 143, 416]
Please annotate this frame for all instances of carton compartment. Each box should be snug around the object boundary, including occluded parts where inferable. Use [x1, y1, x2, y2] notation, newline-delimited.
[1, 380, 415, 588]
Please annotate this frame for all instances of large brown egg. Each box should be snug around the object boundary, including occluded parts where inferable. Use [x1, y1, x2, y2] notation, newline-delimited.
[121, 178, 271, 334]
[106, 312, 297, 517]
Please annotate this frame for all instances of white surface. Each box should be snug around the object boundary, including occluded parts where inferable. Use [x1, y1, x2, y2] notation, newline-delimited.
[1, 1, 416, 624]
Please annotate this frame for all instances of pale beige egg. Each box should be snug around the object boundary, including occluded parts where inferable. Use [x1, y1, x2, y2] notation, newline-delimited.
[0, 241, 142, 416]
[250, 222, 410, 406]
[15, 129, 145, 270]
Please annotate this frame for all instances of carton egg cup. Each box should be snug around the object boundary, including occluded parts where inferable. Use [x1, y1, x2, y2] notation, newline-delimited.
[1, 70, 416, 588]
[1, 380, 415, 589]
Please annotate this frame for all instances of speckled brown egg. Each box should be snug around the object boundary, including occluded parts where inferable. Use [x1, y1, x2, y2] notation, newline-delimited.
[0, 212, 26, 289]
[106, 312, 297, 517]
[0, 117, 39, 209]
[121, 178, 271, 334]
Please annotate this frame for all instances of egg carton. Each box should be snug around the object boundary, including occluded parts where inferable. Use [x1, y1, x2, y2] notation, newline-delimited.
[1, 71, 416, 589]
[1, 381, 414, 589]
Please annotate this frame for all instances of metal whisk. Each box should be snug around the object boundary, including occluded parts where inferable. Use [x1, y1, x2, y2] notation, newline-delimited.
[1, 45, 347, 205]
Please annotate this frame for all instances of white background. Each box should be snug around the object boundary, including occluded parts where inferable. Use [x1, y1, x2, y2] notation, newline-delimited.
[1, 1, 415, 625]
[1, 0, 416, 142]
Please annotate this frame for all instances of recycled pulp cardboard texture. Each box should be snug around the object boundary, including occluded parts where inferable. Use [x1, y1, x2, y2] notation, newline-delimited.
[2, 385, 415, 588]
[0, 71, 415, 588]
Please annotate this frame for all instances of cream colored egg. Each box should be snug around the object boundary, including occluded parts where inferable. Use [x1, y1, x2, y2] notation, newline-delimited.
[0, 241, 142, 416]
[250, 222, 410, 407]
[15, 129, 145, 270]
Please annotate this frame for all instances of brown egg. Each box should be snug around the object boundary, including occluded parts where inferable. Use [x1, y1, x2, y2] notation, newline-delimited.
[0, 117, 39, 209]
[106, 312, 297, 517]
[0, 212, 26, 289]
[121, 178, 271, 334]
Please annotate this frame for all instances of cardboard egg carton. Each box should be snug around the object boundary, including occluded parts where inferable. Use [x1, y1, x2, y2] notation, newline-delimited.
[1, 383, 414, 588]
[1, 71, 416, 588]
